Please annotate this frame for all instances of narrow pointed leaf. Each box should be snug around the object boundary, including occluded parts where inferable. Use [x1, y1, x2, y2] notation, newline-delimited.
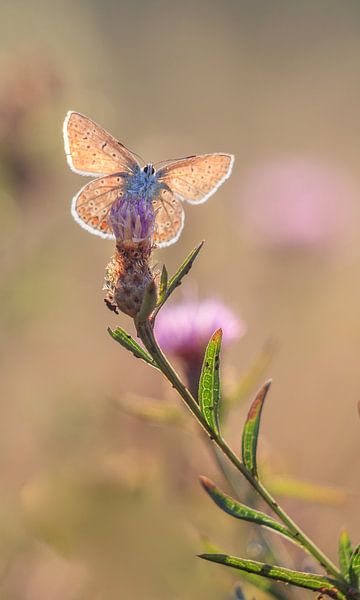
[153, 241, 204, 316]
[349, 545, 360, 589]
[200, 476, 294, 542]
[266, 475, 349, 506]
[108, 327, 159, 369]
[158, 265, 168, 303]
[227, 342, 274, 408]
[199, 329, 222, 436]
[200, 534, 288, 600]
[199, 554, 346, 599]
[338, 529, 353, 580]
[241, 380, 271, 477]
[167, 240, 204, 294]
[111, 395, 183, 425]
[136, 280, 157, 323]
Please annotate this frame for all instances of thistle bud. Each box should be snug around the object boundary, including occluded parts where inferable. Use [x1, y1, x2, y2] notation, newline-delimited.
[103, 196, 157, 319]
[109, 195, 155, 247]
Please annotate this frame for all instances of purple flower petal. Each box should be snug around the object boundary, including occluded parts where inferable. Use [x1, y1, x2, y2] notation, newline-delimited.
[238, 159, 356, 249]
[155, 298, 245, 363]
[109, 195, 155, 243]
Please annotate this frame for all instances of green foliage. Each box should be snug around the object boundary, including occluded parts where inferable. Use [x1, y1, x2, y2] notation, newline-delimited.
[339, 529, 353, 581]
[111, 240, 359, 600]
[199, 329, 222, 436]
[241, 380, 271, 477]
[152, 241, 204, 317]
[266, 474, 349, 506]
[112, 395, 182, 425]
[200, 476, 294, 542]
[108, 327, 159, 369]
[349, 546, 360, 589]
[137, 280, 158, 323]
[199, 534, 289, 600]
[226, 342, 274, 409]
[199, 554, 347, 599]
[158, 265, 168, 305]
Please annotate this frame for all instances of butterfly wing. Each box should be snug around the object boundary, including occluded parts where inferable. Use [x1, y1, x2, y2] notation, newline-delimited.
[156, 153, 234, 205]
[71, 174, 130, 238]
[152, 188, 184, 247]
[63, 111, 141, 177]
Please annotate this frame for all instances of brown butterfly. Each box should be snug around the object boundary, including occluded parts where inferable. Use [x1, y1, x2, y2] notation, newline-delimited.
[63, 111, 234, 247]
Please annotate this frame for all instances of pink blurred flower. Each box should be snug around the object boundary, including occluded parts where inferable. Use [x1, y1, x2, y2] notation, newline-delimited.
[155, 298, 245, 395]
[238, 159, 356, 249]
[155, 299, 244, 360]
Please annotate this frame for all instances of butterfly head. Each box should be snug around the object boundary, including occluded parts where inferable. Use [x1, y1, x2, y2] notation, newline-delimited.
[143, 163, 155, 176]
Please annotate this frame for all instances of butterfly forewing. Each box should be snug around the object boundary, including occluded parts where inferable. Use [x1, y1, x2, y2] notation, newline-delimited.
[156, 153, 234, 204]
[152, 188, 184, 247]
[64, 111, 140, 177]
[71, 174, 130, 238]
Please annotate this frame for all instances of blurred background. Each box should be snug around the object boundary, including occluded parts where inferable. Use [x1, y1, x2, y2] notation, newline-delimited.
[0, 0, 360, 598]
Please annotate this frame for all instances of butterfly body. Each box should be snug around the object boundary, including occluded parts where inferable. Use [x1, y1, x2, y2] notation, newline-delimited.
[124, 164, 162, 200]
[63, 111, 234, 247]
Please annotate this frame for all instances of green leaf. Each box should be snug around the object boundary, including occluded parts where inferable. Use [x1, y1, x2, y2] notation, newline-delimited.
[241, 380, 271, 477]
[153, 241, 204, 317]
[349, 545, 360, 589]
[158, 265, 168, 303]
[338, 529, 353, 580]
[199, 329, 222, 436]
[136, 280, 158, 324]
[108, 327, 159, 369]
[199, 534, 289, 600]
[111, 395, 182, 425]
[199, 554, 346, 599]
[167, 240, 204, 295]
[266, 475, 349, 506]
[200, 476, 294, 542]
[227, 342, 274, 409]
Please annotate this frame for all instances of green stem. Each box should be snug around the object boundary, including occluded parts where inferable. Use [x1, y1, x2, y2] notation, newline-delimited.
[138, 319, 344, 585]
[186, 358, 293, 580]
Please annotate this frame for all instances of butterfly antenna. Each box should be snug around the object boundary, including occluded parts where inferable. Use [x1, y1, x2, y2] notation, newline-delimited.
[129, 147, 145, 164]
[120, 141, 145, 165]
[153, 155, 196, 168]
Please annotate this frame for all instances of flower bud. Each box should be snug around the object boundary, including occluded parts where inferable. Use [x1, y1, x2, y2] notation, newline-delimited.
[104, 195, 157, 319]
[109, 195, 155, 246]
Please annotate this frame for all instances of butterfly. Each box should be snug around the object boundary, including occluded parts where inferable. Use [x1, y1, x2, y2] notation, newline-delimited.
[63, 111, 234, 247]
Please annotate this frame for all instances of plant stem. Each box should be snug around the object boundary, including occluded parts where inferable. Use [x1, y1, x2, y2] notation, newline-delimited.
[184, 356, 294, 582]
[138, 320, 343, 583]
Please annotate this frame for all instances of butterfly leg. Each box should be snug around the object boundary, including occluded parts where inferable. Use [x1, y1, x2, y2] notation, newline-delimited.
[104, 297, 119, 314]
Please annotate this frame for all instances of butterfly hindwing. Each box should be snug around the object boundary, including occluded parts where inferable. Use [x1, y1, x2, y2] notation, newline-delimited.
[71, 174, 130, 238]
[64, 111, 140, 177]
[152, 188, 184, 247]
[156, 153, 234, 204]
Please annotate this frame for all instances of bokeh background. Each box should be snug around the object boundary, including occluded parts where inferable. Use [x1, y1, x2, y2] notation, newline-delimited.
[0, 1, 359, 598]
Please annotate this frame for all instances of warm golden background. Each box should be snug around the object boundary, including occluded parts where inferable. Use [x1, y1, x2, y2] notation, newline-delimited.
[0, 1, 359, 598]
